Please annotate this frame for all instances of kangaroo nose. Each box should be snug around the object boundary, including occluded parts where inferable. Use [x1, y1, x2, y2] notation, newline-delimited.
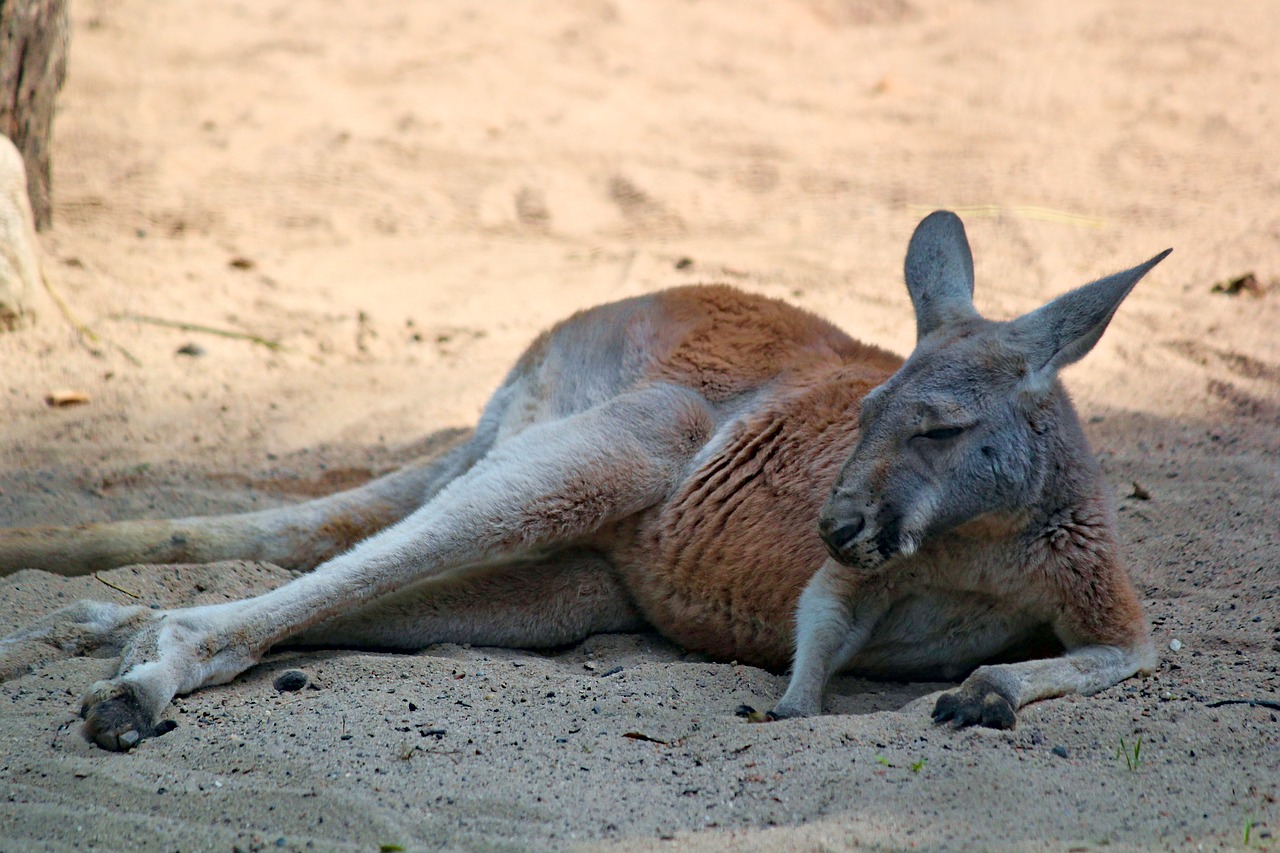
[820, 512, 865, 553]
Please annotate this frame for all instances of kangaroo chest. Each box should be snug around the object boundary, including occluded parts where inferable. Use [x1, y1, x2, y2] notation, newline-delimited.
[609, 372, 883, 669]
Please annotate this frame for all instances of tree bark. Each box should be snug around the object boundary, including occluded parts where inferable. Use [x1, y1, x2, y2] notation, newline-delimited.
[0, 0, 69, 231]
[0, 134, 40, 330]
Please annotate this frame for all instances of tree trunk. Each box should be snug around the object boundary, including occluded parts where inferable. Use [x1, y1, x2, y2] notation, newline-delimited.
[0, 134, 41, 330]
[0, 0, 69, 231]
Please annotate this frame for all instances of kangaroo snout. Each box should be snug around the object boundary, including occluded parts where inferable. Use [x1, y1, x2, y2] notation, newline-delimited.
[818, 492, 885, 567]
[817, 510, 864, 558]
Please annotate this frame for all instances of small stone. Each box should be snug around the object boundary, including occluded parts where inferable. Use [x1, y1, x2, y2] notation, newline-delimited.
[1168, 638, 1182, 652]
[176, 342, 206, 357]
[119, 730, 140, 749]
[45, 389, 90, 407]
[1211, 272, 1264, 297]
[1051, 745, 1069, 759]
[273, 669, 309, 692]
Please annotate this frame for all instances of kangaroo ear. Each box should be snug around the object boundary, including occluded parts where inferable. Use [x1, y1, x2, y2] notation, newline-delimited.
[1006, 249, 1172, 388]
[904, 211, 979, 340]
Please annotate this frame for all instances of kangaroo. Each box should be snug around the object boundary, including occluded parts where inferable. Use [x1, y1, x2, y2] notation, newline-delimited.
[0, 212, 1167, 751]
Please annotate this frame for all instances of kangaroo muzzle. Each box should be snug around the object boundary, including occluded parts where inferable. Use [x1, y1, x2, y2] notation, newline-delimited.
[818, 510, 865, 561]
[817, 485, 895, 568]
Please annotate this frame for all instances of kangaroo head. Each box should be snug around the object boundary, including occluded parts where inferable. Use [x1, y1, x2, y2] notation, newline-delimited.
[819, 211, 1170, 569]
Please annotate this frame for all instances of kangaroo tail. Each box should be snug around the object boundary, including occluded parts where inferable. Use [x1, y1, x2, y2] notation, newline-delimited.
[0, 437, 478, 577]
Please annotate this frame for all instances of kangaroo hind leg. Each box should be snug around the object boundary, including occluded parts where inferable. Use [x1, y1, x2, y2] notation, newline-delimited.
[76, 384, 713, 750]
[290, 548, 644, 650]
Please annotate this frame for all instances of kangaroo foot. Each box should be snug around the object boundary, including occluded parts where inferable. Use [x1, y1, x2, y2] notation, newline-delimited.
[931, 681, 1017, 729]
[80, 680, 177, 750]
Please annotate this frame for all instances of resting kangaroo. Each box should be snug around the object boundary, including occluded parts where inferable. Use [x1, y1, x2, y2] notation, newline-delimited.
[0, 212, 1167, 751]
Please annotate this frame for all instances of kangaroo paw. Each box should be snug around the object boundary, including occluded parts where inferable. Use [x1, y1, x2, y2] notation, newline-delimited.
[931, 685, 1016, 730]
[80, 680, 176, 751]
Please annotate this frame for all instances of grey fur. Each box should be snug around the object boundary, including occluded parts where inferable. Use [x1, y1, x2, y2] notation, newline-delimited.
[819, 216, 1171, 570]
[903, 210, 979, 340]
[1006, 249, 1173, 384]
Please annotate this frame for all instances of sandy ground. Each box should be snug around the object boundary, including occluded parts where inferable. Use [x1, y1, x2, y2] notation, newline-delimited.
[1, 0, 1278, 850]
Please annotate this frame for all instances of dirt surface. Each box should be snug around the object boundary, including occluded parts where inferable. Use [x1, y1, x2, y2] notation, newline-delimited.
[1, 1, 1278, 850]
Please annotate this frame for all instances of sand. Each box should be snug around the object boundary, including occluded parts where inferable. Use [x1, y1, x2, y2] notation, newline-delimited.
[1, 0, 1278, 850]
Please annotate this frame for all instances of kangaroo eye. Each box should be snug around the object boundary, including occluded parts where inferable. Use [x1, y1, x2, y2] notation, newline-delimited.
[919, 426, 964, 441]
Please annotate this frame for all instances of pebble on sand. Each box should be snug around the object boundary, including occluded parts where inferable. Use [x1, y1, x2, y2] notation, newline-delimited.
[274, 670, 309, 692]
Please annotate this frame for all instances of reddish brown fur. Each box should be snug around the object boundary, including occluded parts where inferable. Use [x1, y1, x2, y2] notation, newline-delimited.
[590, 287, 905, 669]
[310, 500, 404, 562]
[1032, 499, 1148, 648]
[647, 285, 900, 401]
